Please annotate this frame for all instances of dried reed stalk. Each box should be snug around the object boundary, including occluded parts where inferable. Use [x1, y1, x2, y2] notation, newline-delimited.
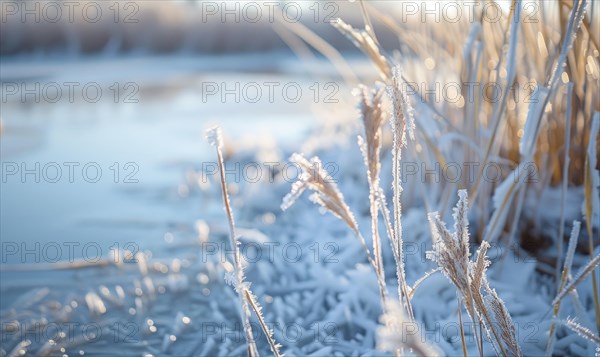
[281, 153, 389, 309]
[207, 126, 282, 357]
[547, 221, 581, 356]
[583, 113, 600, 333]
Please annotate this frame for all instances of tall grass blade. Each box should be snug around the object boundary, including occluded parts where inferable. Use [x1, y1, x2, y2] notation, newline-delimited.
[206, 126, 260, 357]
[583, 112, 600, 333]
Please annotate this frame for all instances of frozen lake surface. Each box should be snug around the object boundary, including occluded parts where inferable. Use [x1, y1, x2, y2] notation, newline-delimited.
[1, 53, 357, 263]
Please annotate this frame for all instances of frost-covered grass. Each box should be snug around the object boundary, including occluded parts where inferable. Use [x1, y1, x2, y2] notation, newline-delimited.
[2, 1, 600, 357]
[206, 1, 600, 356]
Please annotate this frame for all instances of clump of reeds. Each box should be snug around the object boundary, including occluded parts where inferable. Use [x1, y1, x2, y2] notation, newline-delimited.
[427, 190, 522, 357]
[207, 126, 282, 357]
[281, 58, 421, 322]
[282, 0, 599, 234]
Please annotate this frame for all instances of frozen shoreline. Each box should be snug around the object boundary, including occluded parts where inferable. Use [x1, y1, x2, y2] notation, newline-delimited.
[2, 121, 598, 356]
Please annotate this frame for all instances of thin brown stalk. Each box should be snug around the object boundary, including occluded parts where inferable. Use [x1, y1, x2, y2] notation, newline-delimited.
[556, 83, 574, 283]
[387, 65, 416, 320]
[272, 14, 358, 85]
[332, 18, 390, 80]
[244, 290, 283, 357]
[458, 298, 468, 357]
[552, 254, 600, 306]
[469, 0, 522, 204]
[206, 126, 260, 357]
[583, 113, 600, 333]
[408, 268, 442, 300]
[547, 221, 581, 356]
[357, 84, 387, 312]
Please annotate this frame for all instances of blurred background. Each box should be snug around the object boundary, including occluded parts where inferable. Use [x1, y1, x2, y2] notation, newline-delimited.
[1, 0, 384, 265]
[0, 1, 399, 55]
